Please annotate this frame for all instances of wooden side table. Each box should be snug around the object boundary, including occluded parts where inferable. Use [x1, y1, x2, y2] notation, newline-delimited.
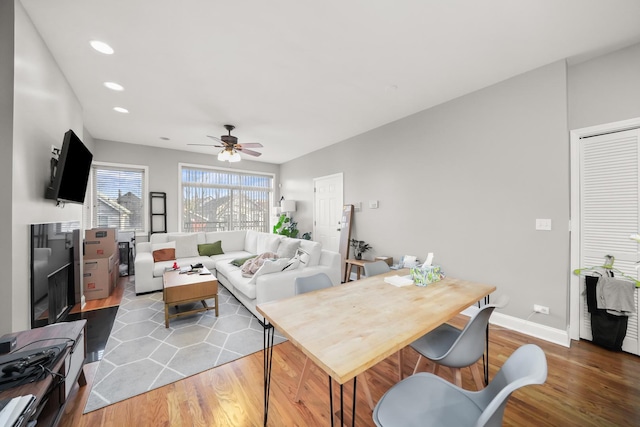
[344, 258, 375, 282]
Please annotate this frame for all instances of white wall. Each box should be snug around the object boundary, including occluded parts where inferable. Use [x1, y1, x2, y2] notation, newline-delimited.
[92, 139, 280, 235]
[281, 61, 570, 330]
[6, 1, 86, 333]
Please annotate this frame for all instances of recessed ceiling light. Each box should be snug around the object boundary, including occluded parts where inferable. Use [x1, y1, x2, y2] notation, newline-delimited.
[103, 82, 124, 91]
[160, 137, 170, 141]
[113, 107, 129, 113]
[90, 40, 114, 55]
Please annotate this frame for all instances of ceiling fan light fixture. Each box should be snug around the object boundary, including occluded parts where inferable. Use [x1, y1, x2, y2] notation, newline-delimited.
[218, 149, 230, 161]
[228, 150, 241, 162]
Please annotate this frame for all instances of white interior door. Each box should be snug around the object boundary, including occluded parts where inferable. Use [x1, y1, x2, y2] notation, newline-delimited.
[313, 173, 343, 252]
[577, 128, 640, 355]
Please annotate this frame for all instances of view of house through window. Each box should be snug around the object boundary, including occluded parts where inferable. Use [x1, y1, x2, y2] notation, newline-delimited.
[90, 164, 146, 232]
[181, 165, 273, 232]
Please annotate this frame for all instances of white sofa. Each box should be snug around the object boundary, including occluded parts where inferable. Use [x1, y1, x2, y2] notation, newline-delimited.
[134, 230, 341, 320]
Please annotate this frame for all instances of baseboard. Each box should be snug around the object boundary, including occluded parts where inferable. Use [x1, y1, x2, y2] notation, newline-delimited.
[461, 306, 571, 348]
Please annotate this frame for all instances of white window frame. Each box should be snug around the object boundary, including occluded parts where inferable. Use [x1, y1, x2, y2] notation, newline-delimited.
[86, 161, 149, 235]
[178, 162, 275, 232]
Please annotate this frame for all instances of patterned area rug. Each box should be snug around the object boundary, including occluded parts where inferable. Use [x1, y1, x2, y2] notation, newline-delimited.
[84, 278, 284, 413]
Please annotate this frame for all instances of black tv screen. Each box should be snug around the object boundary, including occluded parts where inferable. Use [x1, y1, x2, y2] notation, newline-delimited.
[45, 129, 93, 204]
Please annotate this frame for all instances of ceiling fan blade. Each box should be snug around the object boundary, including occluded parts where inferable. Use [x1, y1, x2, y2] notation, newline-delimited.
[187, 143, 224, 147]
[237, 142, 263, 148]
[206, 135, 223, 142]
[237, 148, 262, 157]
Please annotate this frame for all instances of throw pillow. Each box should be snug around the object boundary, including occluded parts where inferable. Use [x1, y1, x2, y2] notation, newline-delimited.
[151, 241, 175, 253]
[248, 258, 291, 285]
[230, 255, 257, 267]
[153, 248, 176, 262]
[291, 248, 311, 269]
[277, 238, 300, 259]
[170, 234, 200, 258]
[257, 234, 281, 254]
[198, 241, 223, 256]
[285, 257, 300, 270]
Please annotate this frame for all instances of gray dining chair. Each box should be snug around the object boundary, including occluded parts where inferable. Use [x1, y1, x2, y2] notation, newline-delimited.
[373, 343, 547, 427]
[292, 273, 375, 410]
[410, 295, 509, 390]
[364, 260, 391, 277]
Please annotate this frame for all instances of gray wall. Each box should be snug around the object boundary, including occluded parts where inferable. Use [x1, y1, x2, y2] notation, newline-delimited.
[568, 43, 640, 130]
[92, 140, 280, 236]
[0, 0, 15, 334]
[282, 61, 571, 330]
[4, 2, 86, 334]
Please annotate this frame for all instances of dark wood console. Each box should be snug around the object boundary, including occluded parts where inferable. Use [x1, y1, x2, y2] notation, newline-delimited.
[0, 320, 86, 427]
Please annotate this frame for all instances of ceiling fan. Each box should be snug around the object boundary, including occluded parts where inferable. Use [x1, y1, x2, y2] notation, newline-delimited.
[189, 124, 263, 162]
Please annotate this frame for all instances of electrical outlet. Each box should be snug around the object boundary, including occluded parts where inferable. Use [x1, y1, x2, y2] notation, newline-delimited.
[533, 304, 549, 315]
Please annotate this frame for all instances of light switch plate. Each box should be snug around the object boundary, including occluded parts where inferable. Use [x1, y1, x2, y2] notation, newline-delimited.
[369, 200, 379, 209]
[535, 219, 552, 231]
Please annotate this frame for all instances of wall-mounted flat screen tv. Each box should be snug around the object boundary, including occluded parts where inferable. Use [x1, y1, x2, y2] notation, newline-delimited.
[45, 129, 93, 204]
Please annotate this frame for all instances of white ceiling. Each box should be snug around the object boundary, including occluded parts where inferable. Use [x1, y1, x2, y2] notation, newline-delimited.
[20, 0, 640, 164]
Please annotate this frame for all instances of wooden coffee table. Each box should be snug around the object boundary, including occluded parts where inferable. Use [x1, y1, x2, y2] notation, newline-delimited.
[162, 269, 218, 328]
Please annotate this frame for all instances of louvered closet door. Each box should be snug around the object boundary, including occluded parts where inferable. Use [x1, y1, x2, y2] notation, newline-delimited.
[579, 129, 640, 355]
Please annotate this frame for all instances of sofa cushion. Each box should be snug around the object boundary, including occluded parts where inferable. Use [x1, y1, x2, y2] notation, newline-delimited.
[277, 238, 300, 259]
[248, 258, 292, 285]
[205, 231, 246, 251]
[244, 230, 260, 254]
[169, 234, 200, 258]
[198, 241, 223, 256]
[231, 273, 257, 300]
[153, 260, 176, 277]
[257, 234, 281, 254]
[211, 251, 251, 266]
[153, 248, 175, 262]
[299, 240, 322, 266]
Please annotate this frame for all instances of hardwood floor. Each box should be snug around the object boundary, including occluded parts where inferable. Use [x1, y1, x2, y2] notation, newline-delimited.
[59, 280, 640, 426]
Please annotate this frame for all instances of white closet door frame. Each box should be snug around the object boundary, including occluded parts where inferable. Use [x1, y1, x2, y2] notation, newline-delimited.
[569, 117, 640, 342]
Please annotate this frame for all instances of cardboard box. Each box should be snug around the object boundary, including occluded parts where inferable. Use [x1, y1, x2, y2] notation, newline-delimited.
[85, 228, 118, 259]
[83, 253, 115, 300]
[85, 228, 116, 241]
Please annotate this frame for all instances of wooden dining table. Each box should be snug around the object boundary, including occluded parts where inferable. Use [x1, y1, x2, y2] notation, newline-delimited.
[257, 268, 496, 426]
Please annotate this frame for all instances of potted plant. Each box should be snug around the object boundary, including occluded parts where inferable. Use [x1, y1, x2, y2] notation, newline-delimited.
[350, 239, 372, 260]
[273, 214, 299, 238]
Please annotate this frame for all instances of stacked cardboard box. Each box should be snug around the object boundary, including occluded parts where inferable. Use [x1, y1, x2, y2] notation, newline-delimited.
[83, 228, 119, 300]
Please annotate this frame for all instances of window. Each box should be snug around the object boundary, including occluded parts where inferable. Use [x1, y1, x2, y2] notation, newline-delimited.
[180, 165, 274, 232]
[87, 163, 147, 233]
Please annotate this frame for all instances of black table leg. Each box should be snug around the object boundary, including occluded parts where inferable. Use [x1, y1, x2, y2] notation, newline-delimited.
[352, 376, 357, 427]
[328, 376, 357, 426]
[263, 321, 275, 426]
[329, 377, 334, 427]
[483, 295, 490, 385]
